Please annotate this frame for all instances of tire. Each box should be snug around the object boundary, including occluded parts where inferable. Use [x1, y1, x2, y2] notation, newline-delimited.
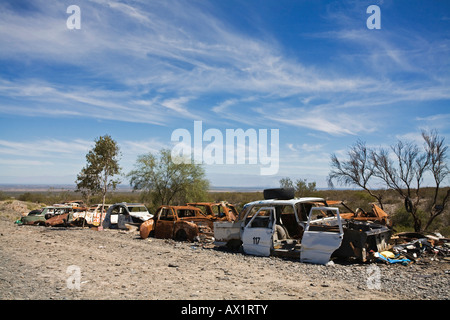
[226, 239, 243, 251]
[175, 229, 188, 241]
[263, 188, 295, 200]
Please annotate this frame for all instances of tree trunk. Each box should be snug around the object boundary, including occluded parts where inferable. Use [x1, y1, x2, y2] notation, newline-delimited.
[99, 171, 108, 230]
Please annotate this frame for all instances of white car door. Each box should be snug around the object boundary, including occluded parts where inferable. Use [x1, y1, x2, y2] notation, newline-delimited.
[300, 207, 344, 265]
[241, 207, 276, 256]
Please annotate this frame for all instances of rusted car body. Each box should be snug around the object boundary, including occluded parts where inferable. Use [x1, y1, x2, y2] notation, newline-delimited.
[187, 202, 238, 222]
[139, 205, 214, 241]
[45, 212, 74, 227]
[328, 200, 392, 227]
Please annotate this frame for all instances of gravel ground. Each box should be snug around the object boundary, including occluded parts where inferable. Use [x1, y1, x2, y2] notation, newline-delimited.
[0, 217, 449, 303]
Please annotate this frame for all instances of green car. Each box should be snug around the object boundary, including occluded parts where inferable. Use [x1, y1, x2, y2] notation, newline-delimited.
[17, 206, 74, 226]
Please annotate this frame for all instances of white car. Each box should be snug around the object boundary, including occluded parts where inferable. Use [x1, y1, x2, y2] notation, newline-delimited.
[214, 189, 391, 264]
[102, 203, 153, 230]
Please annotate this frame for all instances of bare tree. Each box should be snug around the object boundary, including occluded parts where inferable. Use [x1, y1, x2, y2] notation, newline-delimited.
[371, 139, 429, 231]
[422, 130, 450, 231]
[329, 130, 449, 232]
[328, 140, 385, 208]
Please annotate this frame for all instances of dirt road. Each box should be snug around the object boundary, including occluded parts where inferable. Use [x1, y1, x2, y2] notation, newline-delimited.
[1, 216, 449, 305]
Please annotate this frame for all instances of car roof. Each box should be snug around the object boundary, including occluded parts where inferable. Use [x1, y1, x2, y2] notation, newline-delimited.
[45, 205, 73, 208]
[159, 205, 201, 210]
[187, 202, 229, 206]
[243, 197, 326, 207]
[114, 202, 147, 206]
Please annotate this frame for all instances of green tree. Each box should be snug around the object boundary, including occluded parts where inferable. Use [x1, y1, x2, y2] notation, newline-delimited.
[295, 178, 317, 197]
[75, 135, 121, 219]
[127, 149, 210, 209]
[279, 177, 294, 189]
[279, 177, 317, 197]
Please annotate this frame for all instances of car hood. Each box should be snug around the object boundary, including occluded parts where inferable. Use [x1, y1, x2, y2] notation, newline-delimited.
[129, 212, 153, 221]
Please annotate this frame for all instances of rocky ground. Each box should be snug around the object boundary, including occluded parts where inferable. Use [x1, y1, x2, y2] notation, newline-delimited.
[1, 215, 449, 304]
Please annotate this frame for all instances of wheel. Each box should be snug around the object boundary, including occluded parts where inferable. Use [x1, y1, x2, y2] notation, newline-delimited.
[226, 239, 243, 251]
[174, 229, 188, 241]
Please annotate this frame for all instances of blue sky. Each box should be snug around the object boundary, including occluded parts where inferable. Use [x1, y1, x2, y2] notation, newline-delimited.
[0, 0, 449, 189]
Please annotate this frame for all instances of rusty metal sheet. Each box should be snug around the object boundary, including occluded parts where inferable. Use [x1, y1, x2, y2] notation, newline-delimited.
[329, 201, 392, 227]
[139, 219, 154, 239]
[45, 213, 70, 227]
[187, 202, 238, 221]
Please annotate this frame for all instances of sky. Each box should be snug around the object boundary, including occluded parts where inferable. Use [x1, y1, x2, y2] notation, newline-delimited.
[0, 0, 449, 189]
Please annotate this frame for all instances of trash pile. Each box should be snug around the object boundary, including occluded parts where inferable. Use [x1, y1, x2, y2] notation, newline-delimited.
[371, 232, 450, 265]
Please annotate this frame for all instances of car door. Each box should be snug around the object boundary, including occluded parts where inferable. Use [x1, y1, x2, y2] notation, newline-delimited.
[154, 207, 175, 239]
[300, 207, 344, 265]
[241, 207, 276, 256]
[109, 205, 121, 225]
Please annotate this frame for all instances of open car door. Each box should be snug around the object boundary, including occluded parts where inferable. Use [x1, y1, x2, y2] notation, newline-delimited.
[241, 207, 276, 256]
[300, 207, 344, 265]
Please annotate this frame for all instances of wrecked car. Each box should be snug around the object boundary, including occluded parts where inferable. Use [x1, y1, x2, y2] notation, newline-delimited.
[44, 204, 112, 228]
[327, 200, 392, 227]
[240, 205, 344, 264]
[72, 204, 111, 227]
[18, 206, 74, 226]
[61, 200, 86, 208]
[214, 188, 392, 264]
[102, 203, 153, 230]
[187, 201, 238, 222]
[45, 211, 75, 227]
[139, 205, 214, 241]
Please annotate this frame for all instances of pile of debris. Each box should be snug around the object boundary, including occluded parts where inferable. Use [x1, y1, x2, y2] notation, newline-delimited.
[371, 232, 450, 265]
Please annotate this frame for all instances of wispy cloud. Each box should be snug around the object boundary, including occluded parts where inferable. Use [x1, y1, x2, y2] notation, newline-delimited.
[0, 0, 448, 187]
[0, 1, 449, 147]
[253, 104, 380, 136]
[121, 139, 166, 157]
[0, 159, 54, 167]
[2, 0, 432, 131]
[0, 138, 92, 158]
[415, 113, 450, 132]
